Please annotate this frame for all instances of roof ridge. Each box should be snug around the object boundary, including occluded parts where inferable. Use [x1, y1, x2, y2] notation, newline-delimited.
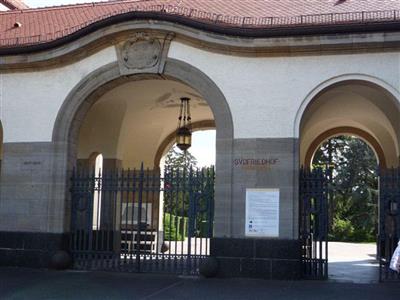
[0, 0, 29, 10]
[0, 0, 154, 15]
[1, 0, 400, 51]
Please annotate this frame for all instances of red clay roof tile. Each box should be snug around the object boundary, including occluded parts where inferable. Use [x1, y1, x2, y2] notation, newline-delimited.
[1, 0, 400, 49]
[0, 0, 29, 10]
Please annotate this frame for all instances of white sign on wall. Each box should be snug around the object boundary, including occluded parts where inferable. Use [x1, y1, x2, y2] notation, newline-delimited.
[245, 189, 280, 237]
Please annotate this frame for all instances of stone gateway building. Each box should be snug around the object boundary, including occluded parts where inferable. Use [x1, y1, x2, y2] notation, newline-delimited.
[0, 0, 399, 281]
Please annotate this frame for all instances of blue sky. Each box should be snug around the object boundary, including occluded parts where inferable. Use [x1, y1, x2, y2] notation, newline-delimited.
[190, 131, 216, 167]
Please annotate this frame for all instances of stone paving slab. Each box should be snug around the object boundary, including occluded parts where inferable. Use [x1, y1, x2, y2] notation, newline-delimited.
[328, 242, 379, 284]
[0, 267, 399, 300]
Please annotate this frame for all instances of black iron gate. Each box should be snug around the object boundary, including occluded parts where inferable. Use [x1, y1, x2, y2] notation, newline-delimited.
[299, 168, 329, 280]
[379, 168, 400, 282]
[70, 164, 214, 274]
[300, 167, 400, 282]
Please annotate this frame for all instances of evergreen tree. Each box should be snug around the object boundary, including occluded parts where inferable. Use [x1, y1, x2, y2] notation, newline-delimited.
[313, 136, 378, 242]
[164, 146, 198, 172]
[163, 146, 198, 218]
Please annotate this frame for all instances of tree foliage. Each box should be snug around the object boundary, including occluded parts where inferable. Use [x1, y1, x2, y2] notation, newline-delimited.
[162, 146, 213, 240]
[163, 146, 198, 217]
[312, 136, 378, 242]
[164, 146, 198, 172]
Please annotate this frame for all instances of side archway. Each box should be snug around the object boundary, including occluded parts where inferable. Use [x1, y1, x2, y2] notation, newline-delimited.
[295, 74, 400, 138]
[52, 58, 234, 236]
[304, 126, 387, 169]
[297, 76, 400, 280]
[298, 77, 400, 168]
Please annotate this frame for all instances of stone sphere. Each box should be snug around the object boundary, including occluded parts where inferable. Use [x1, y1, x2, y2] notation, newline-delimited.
[50, 251, 72, 270]
[161, 243, 169, 253]
[199, 257, 219, 278]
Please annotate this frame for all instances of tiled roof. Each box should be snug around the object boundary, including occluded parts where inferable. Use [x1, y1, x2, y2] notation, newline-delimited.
[0, 0, 29, 10]
[1, 0, 400, 49]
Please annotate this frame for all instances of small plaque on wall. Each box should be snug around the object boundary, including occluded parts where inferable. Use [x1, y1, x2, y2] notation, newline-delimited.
[245, 189, 280, 237]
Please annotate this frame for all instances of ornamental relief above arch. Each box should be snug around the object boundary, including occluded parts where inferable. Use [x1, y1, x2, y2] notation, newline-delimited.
[116, 32, 175, 75]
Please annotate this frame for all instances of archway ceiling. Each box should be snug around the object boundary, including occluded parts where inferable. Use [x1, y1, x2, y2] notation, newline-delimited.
[300, 83, 400, 167]
[78, 79, 214, 167]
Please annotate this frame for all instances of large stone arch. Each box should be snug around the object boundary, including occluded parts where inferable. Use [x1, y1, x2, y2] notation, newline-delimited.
[153, 120, 216, 169]
[304, 126, 386, 169]
[294, 74, 400, 137]
[297, 75, 400, 168]
[297, 76, 400, 281]
[52, 58, 234, 236]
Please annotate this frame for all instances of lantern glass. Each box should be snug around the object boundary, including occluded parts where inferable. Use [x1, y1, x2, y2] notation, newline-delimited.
[176, 126, 192, 151]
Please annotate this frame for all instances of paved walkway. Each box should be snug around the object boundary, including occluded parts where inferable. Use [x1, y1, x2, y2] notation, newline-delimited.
[0, 267, 398, 300]
[329, 242, 379, 284]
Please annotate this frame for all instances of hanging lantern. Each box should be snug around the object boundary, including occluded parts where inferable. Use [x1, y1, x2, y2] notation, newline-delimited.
[176, 97, 192, 151]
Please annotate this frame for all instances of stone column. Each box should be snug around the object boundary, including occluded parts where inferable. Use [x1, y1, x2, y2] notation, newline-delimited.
[0, 142, 69, 267]
[211, 138, 302, 280]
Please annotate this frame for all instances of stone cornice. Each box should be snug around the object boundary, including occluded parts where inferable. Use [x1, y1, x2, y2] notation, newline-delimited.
[1, 20, 400, 71]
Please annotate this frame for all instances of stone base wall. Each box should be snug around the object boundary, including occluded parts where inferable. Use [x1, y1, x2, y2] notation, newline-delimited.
[211, 238, 301, 280]
[0, 232, 69, 268]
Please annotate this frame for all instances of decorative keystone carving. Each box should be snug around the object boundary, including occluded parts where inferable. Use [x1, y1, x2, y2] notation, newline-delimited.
[117, 32, 175, 75]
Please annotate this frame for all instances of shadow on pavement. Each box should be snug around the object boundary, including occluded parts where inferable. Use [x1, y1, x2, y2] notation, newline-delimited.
[0, 267, 399, 300]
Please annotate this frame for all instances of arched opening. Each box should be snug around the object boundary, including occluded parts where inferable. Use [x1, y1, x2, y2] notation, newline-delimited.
[53, 59, 233, 274]
[298, 79, 400, 282]
[157, 129, 216, 257]
[304, 127, 386, 170]
[75, 78, 216, 265]
[155, 121, 216, 169]
[312, 135, 379, 282]
[300, 80, 399, 169]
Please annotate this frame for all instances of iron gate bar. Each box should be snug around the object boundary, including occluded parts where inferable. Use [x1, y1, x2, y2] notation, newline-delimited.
[70, 164, 215, 275]
[299, 167, 329, 280]
[379, 168, 400, 282]
[300, 166, 400, 282]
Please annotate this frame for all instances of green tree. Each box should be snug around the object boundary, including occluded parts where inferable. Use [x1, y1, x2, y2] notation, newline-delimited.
[163, 146, 214, 240]
[163, 146, 197, 241]
[164, 146, 198, 172]
[312, 136, 378, 242]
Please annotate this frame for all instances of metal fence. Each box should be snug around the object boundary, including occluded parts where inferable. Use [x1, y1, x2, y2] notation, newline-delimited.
[379, 168, 400, 282]
[300, 167, 400, 282]
[299, 168, 329, 280]
[70, 164, 215, 275]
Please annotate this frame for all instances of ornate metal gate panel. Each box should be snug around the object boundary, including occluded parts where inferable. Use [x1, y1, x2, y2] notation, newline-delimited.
[70, 164, 214, 275]
[299, 168, 329, 280]
[379, 168, 400, 282]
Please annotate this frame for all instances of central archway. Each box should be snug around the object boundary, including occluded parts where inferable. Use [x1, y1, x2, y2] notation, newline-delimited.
[52, 58, 234, 249]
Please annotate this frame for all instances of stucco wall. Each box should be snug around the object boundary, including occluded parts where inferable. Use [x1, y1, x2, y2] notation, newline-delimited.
[0, 38, 399, 239]
[0, 42, 399, 143]
[168, 42, 400, 140]
[0, 47, 117, 143]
